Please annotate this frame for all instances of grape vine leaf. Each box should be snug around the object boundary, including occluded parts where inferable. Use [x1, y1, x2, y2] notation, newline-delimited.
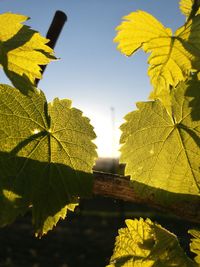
[120, 77, 200, 198]
[0, 84, 97, 236]
[114, 10, 200, 107]
[0, 13, 55, 93]
[107, 218, 196, 267]
[189, 229, 200, 264]
[179, 0, 200, 17]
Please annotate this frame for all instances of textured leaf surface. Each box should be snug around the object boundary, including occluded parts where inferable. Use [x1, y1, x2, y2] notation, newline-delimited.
[114, 11, 200, 106]
[120, 77, 200, 197]
[189, 229, 200, 264]
[107, 218, 195, 267]
[179, 0, 200, 17]
[0, 13, 55, 93]
[0, 84, 97, 236]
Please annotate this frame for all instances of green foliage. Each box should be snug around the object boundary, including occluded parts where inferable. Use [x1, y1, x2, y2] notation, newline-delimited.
[0, 12, 97, 237]
[114, 10, 200, 109]
[111, 0, 200, 265]
[0, 13, 55, 94]
[189, 229, 200, 264]
[0, 2, 199, 266]
[120, 77, 200, 197]
[107, 218, 196, 267]
[0, 84, 97, 236]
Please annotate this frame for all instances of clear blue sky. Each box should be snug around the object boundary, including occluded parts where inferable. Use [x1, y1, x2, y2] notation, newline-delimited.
[0, 0, 185, 157]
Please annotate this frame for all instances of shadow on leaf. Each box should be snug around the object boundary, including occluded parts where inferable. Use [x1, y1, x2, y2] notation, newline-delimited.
[0, 151, 94, 236]
[0, 21, 54, 94]
[185, 75, 200, 121]
[0, 25, 37, 94]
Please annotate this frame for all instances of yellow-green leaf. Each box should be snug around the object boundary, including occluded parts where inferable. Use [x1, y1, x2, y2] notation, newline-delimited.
[114, 11, 200, 107]
[120, 77, 200, 197]
[189, 229, 200, 264]
[0, 85, 97, 236]
[0, 13, 55, 93]
[179, 0, 200, 17]
[107, 218, 196, 267]
[114, 11, 171, 57]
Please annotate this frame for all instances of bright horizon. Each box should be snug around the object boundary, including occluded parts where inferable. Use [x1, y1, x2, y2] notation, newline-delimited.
[0, 0, 184, 158]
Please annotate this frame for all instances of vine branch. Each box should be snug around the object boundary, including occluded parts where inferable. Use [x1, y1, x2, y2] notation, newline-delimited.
[92, 171, 200, 224]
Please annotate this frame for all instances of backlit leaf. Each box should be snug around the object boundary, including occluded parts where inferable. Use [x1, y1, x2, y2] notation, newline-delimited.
[179, 0, 200, 17]
[107, 218, 196, 267]
[120, 77, 200, 197]
[114, 11, 200, 107]
[0, 13, 55, 93]
[0, 84, 97, 236]
[189, 229, 200, 264]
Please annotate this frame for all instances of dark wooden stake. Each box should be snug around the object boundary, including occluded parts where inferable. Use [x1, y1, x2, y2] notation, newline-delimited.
[35, 10, 67, 86]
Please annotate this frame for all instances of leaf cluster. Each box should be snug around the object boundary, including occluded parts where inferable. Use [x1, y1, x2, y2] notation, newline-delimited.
[108, 218, 198, 267]
[0, 13, 97, 236]
[0, 0, 199, 266]
[110, 0, 200, 265]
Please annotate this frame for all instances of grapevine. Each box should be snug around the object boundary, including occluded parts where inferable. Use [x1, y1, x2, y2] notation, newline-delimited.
[0, 0, 199, 266]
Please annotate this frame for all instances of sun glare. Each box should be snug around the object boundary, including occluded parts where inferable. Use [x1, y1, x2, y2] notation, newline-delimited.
[83, 107, 121, 158]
